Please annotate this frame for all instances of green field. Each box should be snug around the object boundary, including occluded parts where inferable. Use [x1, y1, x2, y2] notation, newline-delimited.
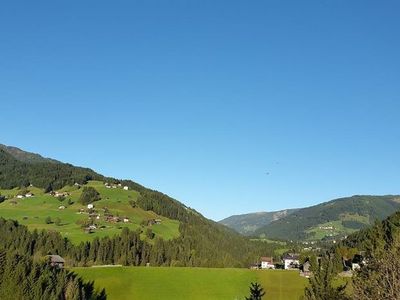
[0, 181, 180, 244]
[73, 267, 308, 300]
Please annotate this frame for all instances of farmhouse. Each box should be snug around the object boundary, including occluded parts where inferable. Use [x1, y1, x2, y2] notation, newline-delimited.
[87, 203, 94, 209]
[58, 205, 66, 210]
[47, 255, 65, 269]
[123, 186, 129, 190]
[16, 195, 24, 199]
[123, 217, 130, 223]
[260, 257, 275, 269]
[283, 253, 300, 269]
[25, 193, 34, 198]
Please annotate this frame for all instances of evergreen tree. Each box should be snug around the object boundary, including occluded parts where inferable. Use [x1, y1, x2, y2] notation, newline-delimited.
[245, 282, 265, 300]
[303, 257, 348, 300]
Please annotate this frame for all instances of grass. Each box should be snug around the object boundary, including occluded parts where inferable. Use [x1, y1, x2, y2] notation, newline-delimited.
[73, 267, 308, 300]
[0, 181, 180, 244]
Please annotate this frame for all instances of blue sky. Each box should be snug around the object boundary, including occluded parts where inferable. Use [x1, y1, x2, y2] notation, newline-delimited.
[1, 1, 399, 220]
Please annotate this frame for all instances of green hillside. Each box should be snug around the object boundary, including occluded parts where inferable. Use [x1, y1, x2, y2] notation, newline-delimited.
[0, 144, 278, 268]
[219, 209, 298, 235]
[74, 267, 307, 300]
[0, 181, 180, 244]
[255, 195, 400, 241]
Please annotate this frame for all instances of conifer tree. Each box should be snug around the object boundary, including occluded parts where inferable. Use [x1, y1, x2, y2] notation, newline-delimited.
[245, 282, 265, 300]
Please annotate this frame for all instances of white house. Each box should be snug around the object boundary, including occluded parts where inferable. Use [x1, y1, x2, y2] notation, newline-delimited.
[260, 257, 275, 269]
[16, 195, 24, 199]
[87, 204, 94, 209]
[25, 193, 34, 198]
[123, 218, 130, 223]
[283, 253, 300, 269]
[58, 206, 66, 210]
[123, 186, 129, 191]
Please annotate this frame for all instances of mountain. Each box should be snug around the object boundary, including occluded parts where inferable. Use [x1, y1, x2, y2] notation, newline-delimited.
[0, 144, 59, 164]
[0, 144, 276, 268]
[219, 209, 298, 235]
[254, 195, 400, 241]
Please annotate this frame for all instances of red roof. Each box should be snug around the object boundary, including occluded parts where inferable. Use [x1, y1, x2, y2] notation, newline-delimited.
[260, 257, 273, 263]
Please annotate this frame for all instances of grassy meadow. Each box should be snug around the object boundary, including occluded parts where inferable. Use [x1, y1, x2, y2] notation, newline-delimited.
[73, 267, 308, 300]
[0, 181, 180, 243]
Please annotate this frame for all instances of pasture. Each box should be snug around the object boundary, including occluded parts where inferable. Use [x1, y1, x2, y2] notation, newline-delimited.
[0, 181, 180, 244]
[73, 267, 308, 300]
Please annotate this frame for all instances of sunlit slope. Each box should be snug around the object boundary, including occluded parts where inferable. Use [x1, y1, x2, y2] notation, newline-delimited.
[0, 181, 179, 243]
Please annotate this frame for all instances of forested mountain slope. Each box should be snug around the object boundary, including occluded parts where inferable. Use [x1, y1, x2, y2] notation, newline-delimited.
[219, 209, 298, 235]
[255, 195, 400, 241]
[0, 144, 277, 267]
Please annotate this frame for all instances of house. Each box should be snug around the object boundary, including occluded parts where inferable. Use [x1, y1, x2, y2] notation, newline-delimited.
[47, 255, 65, 269]
[155, 219, 162, 224]
[87, 204, 94, 209]
[352, 263, 361, 271]
[58, 205, 66, 210]
[16, 195, 24, 199]
[25, 193, 34, 198]
[123, 186, 129, 191]
[260, 257, 275, 269]
[283, 253, 300, 269]
[123, 218, 130, 223]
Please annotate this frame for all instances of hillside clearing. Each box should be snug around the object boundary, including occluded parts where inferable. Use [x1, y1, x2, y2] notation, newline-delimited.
[0, 181, 180, 244]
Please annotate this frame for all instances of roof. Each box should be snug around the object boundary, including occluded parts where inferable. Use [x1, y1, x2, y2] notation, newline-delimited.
[283, 253, 300, 260]
[260, 257, 273, 263]
[47, 255, 65, 263]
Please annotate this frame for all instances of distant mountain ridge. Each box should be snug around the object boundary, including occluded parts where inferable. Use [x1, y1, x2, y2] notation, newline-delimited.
[219, 209, 298, 235]
[221, 195, 400, 241]
[0, 144, 59, 164]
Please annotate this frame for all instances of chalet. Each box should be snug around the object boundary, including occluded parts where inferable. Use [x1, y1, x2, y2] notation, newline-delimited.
[47, 255, 65, 269]
[87, 203, 94, 209]
[106, 215, 121, 223]
[123, 186, 129, 191]
[53, 192, 69, 198]
[283, 253, 300, 269]
[260, 257, 275, 269]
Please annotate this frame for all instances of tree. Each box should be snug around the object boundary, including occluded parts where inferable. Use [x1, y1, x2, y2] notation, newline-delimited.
[45, 216, 52, 224]
[55, 217, 61, 226]
[352, 236, 400, 299]
[79, 187, 101, 205]
[146, 228, 155, 239]
[303, 257, 348, 300]
[245, 282, 265, 300]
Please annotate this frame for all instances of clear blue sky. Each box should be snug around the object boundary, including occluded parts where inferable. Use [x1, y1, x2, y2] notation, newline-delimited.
[1, 1, 399, 221]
